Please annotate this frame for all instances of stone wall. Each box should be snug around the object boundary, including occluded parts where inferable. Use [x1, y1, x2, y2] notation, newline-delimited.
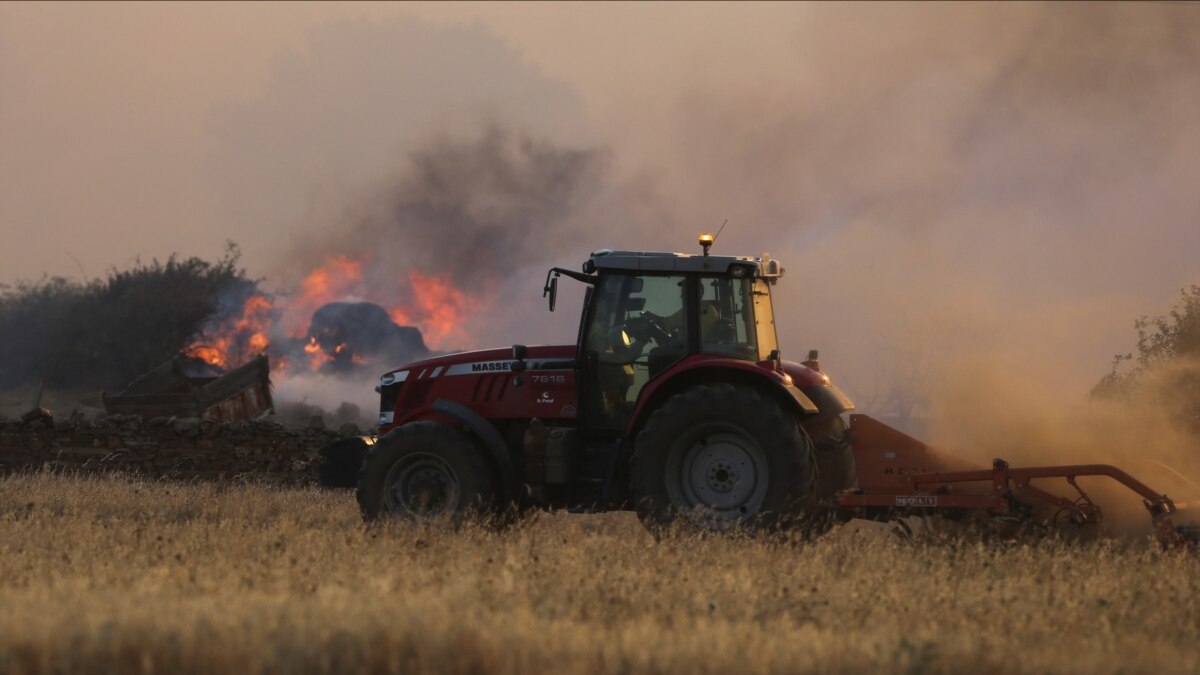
[0, 413, 348, 484]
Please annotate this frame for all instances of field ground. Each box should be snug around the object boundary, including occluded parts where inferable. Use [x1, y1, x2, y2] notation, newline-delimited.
[1, 471, 1198, 674]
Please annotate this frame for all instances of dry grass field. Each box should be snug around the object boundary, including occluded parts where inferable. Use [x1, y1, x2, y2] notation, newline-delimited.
[1, 471, 1198, 675]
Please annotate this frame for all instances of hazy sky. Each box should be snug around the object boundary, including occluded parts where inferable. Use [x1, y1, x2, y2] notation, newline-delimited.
[2, 2, 1198, 409]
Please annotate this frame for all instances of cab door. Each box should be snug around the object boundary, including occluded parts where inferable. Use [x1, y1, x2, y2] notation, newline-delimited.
[577, 272, 692, 436]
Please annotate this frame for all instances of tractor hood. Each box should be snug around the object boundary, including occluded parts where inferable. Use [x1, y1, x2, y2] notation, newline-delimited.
[378, 344, 576, 385]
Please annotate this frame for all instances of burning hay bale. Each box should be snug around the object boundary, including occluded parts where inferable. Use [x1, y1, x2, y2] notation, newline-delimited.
[299, 301, 429, 374]
[185, 290, 434, 378]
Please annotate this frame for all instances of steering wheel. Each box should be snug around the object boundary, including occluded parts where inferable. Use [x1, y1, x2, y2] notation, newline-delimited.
[599, 313, 677, 365]
[639, 312, 675, 344]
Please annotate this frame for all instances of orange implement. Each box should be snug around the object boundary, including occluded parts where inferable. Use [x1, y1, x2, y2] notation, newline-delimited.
[836, 415, 1191, 548]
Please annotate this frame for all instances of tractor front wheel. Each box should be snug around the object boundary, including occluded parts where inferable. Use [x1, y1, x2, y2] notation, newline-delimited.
[630, 383, 816, 531]
[356, 421, 497, 523]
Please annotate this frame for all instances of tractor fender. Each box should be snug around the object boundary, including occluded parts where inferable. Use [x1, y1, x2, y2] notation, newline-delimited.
[780, 359, 855, 419]
[782, 384, 822, 414]
[430, 399, 517, 502]
[800, 382, 856, 418]
[626, 358, 820, 437]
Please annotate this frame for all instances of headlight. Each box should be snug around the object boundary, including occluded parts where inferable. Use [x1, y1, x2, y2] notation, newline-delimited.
[381, 370, 410, 387]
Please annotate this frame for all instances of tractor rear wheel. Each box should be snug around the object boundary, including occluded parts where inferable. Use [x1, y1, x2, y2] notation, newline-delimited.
[356, 421, 497, 523]
[807, 414, 856, 503]
[630, 383, 816, 531]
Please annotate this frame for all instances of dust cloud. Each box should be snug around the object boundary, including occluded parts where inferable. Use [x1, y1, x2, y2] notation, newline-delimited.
[921, 354, 1200, 533]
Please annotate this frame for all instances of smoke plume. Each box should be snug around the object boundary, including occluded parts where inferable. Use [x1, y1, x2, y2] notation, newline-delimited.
[276, 126, 605, 343]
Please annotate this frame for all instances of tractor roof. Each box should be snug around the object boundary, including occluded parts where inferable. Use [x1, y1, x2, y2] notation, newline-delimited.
[584, 249, 784, 279]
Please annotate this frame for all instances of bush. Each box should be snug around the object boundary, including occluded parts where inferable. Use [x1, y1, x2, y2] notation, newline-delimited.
[0, 242, 254, 391]
[1093, 285, 1200, 434]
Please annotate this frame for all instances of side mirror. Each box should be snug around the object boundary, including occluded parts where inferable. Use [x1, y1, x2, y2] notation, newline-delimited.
[543, 275, 558, 312]
[512, 344, 528, 360]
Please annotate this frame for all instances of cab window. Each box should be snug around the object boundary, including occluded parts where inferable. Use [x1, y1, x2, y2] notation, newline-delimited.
[699, 276, 761, 360]
[582, 274, 689, 428]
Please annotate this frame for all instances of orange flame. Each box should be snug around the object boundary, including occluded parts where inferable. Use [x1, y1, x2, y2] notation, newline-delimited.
[286, 255, 365, 337]
[183, 255, 482, 374]
[303, 335, 333, 370]
[388, 269, 478, 348]
[188, 346, 225, 367]
[184, 292, 274, 369]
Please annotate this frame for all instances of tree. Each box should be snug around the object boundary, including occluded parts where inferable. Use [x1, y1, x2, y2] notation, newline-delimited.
[0, 242, 254, 392]
[1093, 285, 1200, 434]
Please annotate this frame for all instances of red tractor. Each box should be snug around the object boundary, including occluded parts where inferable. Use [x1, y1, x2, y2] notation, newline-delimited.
[324, 238, 1196, 544]
[322, 240, 851, 529]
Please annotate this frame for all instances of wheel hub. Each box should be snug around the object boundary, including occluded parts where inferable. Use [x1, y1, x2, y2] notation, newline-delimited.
[706, 461, 738, 493]
[383, 452, 461, 520]
[665, 427, 770, 526]
[404, 467, 453, 511]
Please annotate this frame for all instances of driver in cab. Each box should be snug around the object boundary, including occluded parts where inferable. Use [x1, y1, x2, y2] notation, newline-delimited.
[640, 281, 722, 343]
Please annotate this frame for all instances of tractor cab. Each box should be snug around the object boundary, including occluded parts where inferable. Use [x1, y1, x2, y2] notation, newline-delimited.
[549, 247, 785, 436]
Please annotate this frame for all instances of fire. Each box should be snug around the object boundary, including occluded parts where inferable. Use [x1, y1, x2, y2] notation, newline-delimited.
[287, 255, 479, 354]
[188, 346, 225, 367]
[388, 269, 478, 348]
[236, 295, 272, 356]
[184, 292, 274, 369]
[301, 336, 364, 372]
[183, 254, 482, 375]
[286, 255, 365, 337]
[304, 336, 333, 370]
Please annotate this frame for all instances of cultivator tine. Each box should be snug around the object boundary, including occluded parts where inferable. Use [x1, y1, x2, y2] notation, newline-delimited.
[1145, 496, 1188, 549]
